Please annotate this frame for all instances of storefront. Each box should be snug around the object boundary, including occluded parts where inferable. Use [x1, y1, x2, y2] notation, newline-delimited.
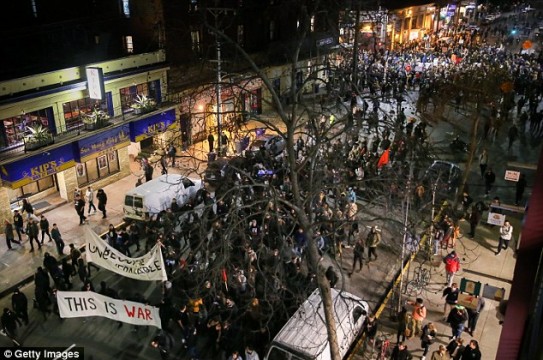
[127, 108, 178, 158]
[75, 124, 131, 187]
[0, 143, 76, 213]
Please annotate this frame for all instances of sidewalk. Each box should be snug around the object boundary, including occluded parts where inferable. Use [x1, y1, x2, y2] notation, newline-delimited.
[351, 214, 517, 360]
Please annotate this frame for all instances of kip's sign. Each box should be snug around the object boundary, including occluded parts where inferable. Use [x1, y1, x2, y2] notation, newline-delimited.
[57, 291, 161, 328]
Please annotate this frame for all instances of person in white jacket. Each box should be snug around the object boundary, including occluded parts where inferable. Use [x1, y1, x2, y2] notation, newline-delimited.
[496, 220, 513, 255]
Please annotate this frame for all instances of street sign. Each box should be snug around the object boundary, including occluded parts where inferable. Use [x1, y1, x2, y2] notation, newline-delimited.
[504, 170, 520, 182]
[487, 212, 506, 226]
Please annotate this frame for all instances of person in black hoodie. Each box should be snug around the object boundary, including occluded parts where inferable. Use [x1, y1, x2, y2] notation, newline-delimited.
[74, 194, 87, 225]
[96, 189, 108, 219]
[11, 289, 28, 326]
[391, 342, 413, 360]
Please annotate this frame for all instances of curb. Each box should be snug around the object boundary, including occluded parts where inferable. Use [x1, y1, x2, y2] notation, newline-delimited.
[346, 204, 446, 359]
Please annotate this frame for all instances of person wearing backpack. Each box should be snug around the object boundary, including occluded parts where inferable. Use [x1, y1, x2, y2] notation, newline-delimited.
[443, 251, 460, 287]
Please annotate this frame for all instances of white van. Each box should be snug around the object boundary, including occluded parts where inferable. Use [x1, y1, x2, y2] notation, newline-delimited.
[265, 288, 369, 360]
[123, 174, 203, 221]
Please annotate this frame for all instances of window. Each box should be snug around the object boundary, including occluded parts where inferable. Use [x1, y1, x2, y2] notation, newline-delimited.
[1, 109, 52, 148]
[119, 83, 152, 113]
[9, 176, 55, 204]
[31, 0, 38, 17]
[189, 0, 198, 12]
[269, 20, 276, 41]
[272, 78, 280, 95]
[353, 305, 367, 323]
[191, 30, 201, 54]
[124, 35, 134, 54]
[311, 15, 315, 32]
[62, 98, 108, 132]
[134, 197, 143, 208]
[296, 19, 300, 30]
[296, 71, 303, 90]
[122, 0, 131, 18]
[237, 25, 244, 46]
[182, 178, 195, 188]
[76, 150, 120, 187]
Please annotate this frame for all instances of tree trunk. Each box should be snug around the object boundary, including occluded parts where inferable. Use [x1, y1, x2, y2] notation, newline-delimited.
[306, 232, 342, 360]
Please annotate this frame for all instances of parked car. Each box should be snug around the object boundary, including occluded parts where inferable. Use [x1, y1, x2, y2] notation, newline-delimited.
[422, 160, 462, 197]
[249, 134, 286, 155]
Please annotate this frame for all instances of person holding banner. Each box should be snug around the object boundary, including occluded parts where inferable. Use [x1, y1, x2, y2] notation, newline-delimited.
[496, 220, 513, 256]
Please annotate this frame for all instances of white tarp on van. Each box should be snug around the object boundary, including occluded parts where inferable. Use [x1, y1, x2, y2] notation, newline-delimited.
[267, 288, 369, 360]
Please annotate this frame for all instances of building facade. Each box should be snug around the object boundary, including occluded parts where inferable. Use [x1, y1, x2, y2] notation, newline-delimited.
[0, 50, 173, 224]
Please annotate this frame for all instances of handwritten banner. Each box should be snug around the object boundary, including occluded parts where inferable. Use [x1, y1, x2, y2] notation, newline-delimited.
[487, 212, 506, 226]
[84, 226, 167, 281]
[57, 291, 161, 328]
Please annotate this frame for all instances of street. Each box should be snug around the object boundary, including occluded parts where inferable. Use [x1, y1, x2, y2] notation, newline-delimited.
[0, 9, 542, 360]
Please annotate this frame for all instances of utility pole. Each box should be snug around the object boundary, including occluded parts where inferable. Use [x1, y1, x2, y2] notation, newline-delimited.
[398, 147, 415, 312]
[207, 6, 234, 156]
[351, 1, 361, 94]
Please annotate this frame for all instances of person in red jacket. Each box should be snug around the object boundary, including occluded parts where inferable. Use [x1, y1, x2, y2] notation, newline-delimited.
[443, 251, 460, 287]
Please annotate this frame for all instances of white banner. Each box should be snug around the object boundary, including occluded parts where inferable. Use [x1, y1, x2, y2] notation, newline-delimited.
[84, 226, 167, 281]
[487, 212, 506, 226]
[57, 291, 161, 328]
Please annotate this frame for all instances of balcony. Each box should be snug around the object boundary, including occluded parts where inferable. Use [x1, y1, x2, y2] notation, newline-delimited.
[0, 100, 173, 164]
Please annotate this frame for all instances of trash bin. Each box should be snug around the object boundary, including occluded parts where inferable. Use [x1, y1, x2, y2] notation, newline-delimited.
[207, 152, 217, 163]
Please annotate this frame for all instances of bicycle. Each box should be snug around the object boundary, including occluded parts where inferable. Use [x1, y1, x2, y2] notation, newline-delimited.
[404, 265, 431, 297]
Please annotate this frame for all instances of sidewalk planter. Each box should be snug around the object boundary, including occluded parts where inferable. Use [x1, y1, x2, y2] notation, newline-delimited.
[130, 94, 157, 115]
[24, 124, 54, 151]
[82, 109, 110, 131]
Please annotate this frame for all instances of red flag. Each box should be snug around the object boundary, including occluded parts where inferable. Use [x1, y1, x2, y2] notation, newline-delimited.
[221, 268, 228, 292]
[377, 149, 390, 169]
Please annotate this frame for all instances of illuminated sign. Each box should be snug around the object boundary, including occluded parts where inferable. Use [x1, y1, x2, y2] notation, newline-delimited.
[129, 109, 176, 142]
[86, 67, 105, 100]
[0, 144, 76, 188]
[77, 124, 130, 162]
